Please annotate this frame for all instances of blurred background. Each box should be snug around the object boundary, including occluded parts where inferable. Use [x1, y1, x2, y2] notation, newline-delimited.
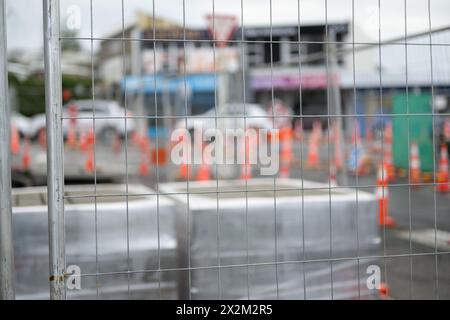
[4, 0, 450, 299]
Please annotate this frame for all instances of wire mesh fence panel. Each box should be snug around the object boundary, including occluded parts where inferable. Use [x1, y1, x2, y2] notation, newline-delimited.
[4, 0, 448, 300]
[0, 0, 15, 301]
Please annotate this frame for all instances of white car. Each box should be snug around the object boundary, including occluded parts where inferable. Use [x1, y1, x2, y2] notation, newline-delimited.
[11, 111, 32, 138]
[30, 100, 135, 142]
[174, 103, 273, 140]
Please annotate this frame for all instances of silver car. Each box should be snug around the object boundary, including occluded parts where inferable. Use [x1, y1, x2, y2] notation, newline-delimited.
[11, 111, 32, 138]
[174, 103, 273, 140]
[30, 100, 136, 142]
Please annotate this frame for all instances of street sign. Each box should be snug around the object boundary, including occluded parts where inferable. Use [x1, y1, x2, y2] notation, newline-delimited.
[205, 14, 237, 48]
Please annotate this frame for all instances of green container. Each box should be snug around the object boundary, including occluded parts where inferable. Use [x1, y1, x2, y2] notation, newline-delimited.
[392, 93, 434, 173]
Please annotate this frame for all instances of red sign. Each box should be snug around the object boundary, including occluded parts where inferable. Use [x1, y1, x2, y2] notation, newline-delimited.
[205, 14, 237, 48]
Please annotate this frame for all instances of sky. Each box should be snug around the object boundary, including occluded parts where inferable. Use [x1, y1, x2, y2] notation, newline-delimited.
[5, 0, 450, 51]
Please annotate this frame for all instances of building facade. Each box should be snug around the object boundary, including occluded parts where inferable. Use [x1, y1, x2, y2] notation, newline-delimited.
[97, 12, 353, 131]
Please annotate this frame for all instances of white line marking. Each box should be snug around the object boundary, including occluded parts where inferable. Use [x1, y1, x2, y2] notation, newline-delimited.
[395, 229, 450, 251]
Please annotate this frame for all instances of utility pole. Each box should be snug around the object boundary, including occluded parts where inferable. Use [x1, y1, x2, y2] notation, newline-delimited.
[328, 28, 348, 186]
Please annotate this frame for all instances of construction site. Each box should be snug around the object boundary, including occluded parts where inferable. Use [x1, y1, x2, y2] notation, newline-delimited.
[1, 0, 450, 301]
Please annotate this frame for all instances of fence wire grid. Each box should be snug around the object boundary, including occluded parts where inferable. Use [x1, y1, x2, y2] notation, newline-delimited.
[2, 0, 450, 300]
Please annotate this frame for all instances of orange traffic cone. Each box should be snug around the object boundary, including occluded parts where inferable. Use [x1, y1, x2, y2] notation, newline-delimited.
[306, 132, 320, 169]
[376, 163, 396, 228]
[87, 129, 95, 146]
[84, 146, 94, 173]
[67, 124, 77, 149]
[196, 163, 211, 181]
[139, 136, 151, 177]
[22, 137, 31, 171]
[179, 163, 191, 180]
[38, 128, 47, 150]
[11, 124, 20, 155]
[196, 142, 211, 181]
[332, 120, 343, 170]
[131, 131, 143, 147]
[83, 129, 95, 174]
[79, 130, 87, 151]
[294, 120, 303, 141]
[384, 123, 395, 182]
[410, 142, 421, 186]
[313, 120, 323, 142]
[279, 127, 293, 178]
[444, 118, 450, 141]
[379, 282, 390, 298]
[240, 134, 253, 180]
[312, 120, 323, 142]
[437, 143, 450, 193]
[177, 133, 192, 181]
[79, 129, 93, 152]
[139, 135, 149, 151]
[139, 152, 149, 177]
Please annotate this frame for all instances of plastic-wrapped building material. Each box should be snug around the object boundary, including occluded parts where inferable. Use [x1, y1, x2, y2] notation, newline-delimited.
[12, 184, 177, 299]
[159, 178, 380, 300]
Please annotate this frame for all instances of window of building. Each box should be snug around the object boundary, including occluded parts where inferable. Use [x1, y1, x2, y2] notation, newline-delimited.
[263, 39, 280, 64]
[246, 42, 264, 66]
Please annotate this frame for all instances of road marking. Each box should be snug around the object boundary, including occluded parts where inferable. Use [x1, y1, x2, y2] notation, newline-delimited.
[395, 229, 450, 251]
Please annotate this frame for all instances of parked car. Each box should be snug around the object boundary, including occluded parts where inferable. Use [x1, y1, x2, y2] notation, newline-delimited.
[11, 111, 32, 138]
[30, 100, 135, 143]
[174, 103, 273, 140]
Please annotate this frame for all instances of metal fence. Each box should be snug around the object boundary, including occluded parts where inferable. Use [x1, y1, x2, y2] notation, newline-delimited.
[0, 0, 15, 301]
[1, 0, 450, 300]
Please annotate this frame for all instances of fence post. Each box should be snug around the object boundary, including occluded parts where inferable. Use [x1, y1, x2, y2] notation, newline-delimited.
[43, 0, 66, 300]
[0, 0, 15, 300]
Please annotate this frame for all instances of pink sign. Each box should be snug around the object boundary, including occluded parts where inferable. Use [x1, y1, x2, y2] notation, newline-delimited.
[251, 73, 340, 90]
